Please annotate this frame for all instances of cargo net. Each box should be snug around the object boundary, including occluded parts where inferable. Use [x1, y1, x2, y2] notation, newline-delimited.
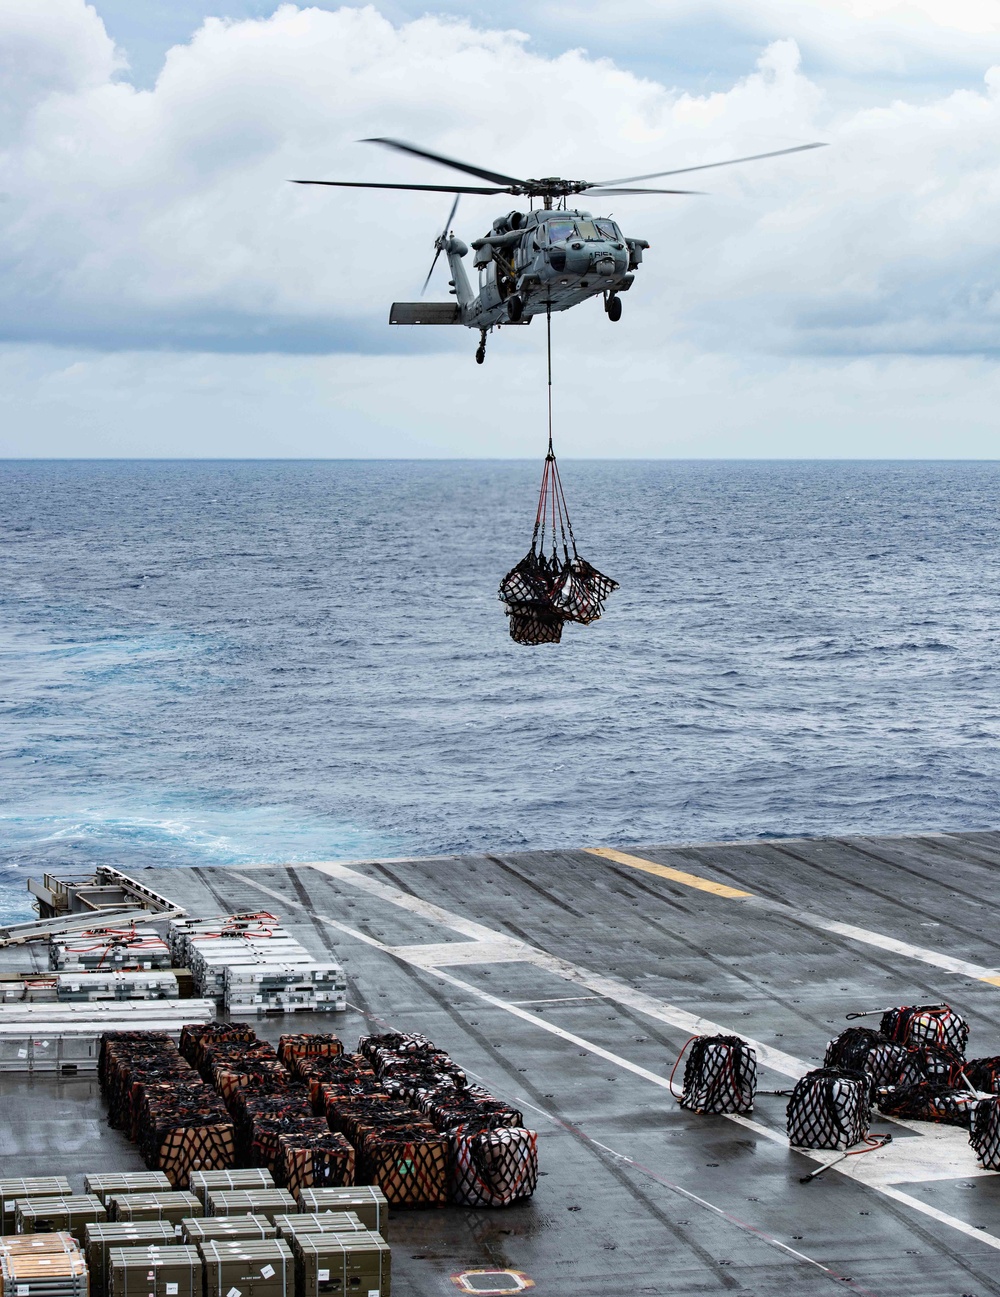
[179, 1022, 257, 1069]
[673, 1035, 757, 1115]
[880, 1004, 970, 1058]
[964, 1056, 1000, 1094]
[359, 1126, 450, 1209]
[451, 1127, 538, 1208]
[786, 1068, 871, 1150]
[498, 451, 618, 646]
[280, 1131, 356, 1198]
[876, 1080, 980, 1127]
[824, 1028, 918, 1091]
[277, 1034, 343, 1067]
[970, 1097, 1000, 1170]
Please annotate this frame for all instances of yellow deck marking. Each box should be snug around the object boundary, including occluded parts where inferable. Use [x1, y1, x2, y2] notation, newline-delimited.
[585, 846, 754, 898]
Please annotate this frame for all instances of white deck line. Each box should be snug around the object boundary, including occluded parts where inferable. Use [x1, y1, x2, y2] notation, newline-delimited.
[224, 866, 1000, 1259]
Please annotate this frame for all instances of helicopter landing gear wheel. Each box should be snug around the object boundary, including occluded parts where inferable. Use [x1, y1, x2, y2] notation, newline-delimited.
[475, 329, 487, 364]
[606, 293, 622, 322]
[507, 295, 523, 323]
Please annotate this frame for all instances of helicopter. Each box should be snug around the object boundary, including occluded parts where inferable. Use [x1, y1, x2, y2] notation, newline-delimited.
[293, 136, 826, 364]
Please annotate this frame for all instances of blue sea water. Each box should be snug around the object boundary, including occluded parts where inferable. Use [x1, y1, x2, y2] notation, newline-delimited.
[2, 459, 999, 925]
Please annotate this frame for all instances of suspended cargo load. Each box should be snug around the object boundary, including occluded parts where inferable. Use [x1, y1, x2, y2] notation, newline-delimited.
[84, 1222, 178, 1297]
[498, 448, 617, 646]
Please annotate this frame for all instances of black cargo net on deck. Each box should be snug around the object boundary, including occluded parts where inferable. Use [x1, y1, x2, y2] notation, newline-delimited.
[970, 1097, 1000, 1169]
[498, 309, 618, 646]
[786, 1068, 871, 1151]
[673, 1035, 757, 1115]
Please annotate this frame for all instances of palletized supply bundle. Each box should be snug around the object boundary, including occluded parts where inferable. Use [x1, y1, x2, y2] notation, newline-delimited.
[226, 1090, 317, 1174]
[276, 1035, 342, 1067]
[676, 1035, 757, 1115]
[203, 1191, 296, 1225]
[50, 928, 171, 973]
[188, 1172, 275, 1206]
[355, 1031, 537, 1209]
[84, 1221, 178, 1297]
[0, 1180, 71, 1236]
[0, 1232, 87, 1297]
[99, 1032, 236, 1187]
[299, 1055, 384, 1111]
[55, 973, 179, 1003]
[198, 1237, 292, 1297]
[294, 1190, 387, 1238]
[107, 1245, 201, 1297]
[292, 1230, 389, 1297]
[498, 448, 618, 646]
[279, 1131, 355, 1199]
[15, 1197, 107, 1245]
[167, 915, 345, 1014]
[106, 1192, 201, 1226]
[180, 1215, 276, 1245]
[823, 1028, 917, 1092]
[786, 1068, 871, 1150]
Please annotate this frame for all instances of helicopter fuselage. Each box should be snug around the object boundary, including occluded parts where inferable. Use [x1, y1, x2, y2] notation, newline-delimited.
[390, 208, 648, 341]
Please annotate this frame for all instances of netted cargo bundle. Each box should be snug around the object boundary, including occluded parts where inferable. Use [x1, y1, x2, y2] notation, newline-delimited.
[970, 1097, 1000, 1170]
[295, 1052, 373, 1087]
[787, 1068, 871, 1150]
[357, 1032, 435, 1062]
[229, 1089, 313, 1141]
[214, 1061, 295, 1107]
[202, 1038, 278, 1079]
[327, 1098, 417, 1145]
[178, 1022, 257, 1067]
[127, 1072, 214, 1141]
[823, 1028, 916, 1091]
[880, 1004, 969, 1057]
[381, 1072, 462, 1107]
[906, 1044, 970, 1087]
[451, 1126, 538, 1208]
[877, 1080, 979, 1127]
[498, 448, 618, 647]
[358, 1125, 450, 1209]
[375, 1052, 466, 1085]
[279, 1131, 356, 1199]
[137, 1090, 236, 1188]
[99, 1033, 173, 1091]
[965, 1056, 1000, 1094]
[250, 1116, 329, 1179]
[421, 1088, 523, 1135]
[277, 1035, 343, 1067]
[677, 1036, 757, 1115]
[104, 1047, 191, 1130]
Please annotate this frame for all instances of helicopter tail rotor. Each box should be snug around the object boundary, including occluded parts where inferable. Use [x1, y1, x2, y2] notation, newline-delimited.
[421, 193, 461, 295]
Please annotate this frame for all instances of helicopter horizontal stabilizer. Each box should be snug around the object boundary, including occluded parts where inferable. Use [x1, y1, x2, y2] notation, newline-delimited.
[390, 302, 462, 325]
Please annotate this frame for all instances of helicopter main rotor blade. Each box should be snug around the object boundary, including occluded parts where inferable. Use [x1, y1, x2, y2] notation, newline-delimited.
[291, 179, 507, 193]
[443, 191, 461, 235]
[586, 187, 704, 195]
[363, 137, 527, 189]
[591, 142, 827, 187]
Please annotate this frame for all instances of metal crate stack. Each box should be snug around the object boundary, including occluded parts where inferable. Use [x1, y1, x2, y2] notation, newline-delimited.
[50, 929, 172, 972]
[180, 1217, 275, 1246]
[84, 1222, 177, 1297]
[106, 1192, 202, 1227]
[294, 1189, 388, 1239]
[0, 1233, 88, 1297]
[0, 1179, 71, 1236]
[292, 1231, 389, 1297]
[55, 973, 179, 1003]
[203, 1191, 296, 1226]
[84, 1174, 173, 1204]
[168, 915, 345, 1015]
[15, 1196, 107, 1245]
[107, 1245, 201, 1297]
[198, 1239, 292, 1297]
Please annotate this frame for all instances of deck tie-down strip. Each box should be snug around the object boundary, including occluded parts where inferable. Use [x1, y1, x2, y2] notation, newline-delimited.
[586, 846, 1000, 988]
[224, 864, 1000, 1260]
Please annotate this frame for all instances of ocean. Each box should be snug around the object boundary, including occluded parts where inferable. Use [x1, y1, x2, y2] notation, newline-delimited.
[2, 458, 998, 926]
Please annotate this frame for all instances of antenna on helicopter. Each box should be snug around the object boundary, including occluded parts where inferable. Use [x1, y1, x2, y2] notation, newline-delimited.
[421, 194, 460, 295]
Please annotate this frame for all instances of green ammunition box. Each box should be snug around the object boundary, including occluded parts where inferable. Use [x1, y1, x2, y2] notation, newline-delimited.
[294, 1189, 388, 1240]
[188, 1172, 274, 1207]
[293, 1231, 390, 1297]
[272, 1214, 364, 1242]
[84, 1174, 173, 1205]
[181, 1217, 275, 1246]
[108, 1245, 202, 1297]
[85, 1221, 177, 1297]
[107, 1193, 202, 1226]
[0, 1179, 72, 1236]
[15, 1196, 106, 1245]
[204, 1192, 295, 1224]
[198, 1238, 293, 1297]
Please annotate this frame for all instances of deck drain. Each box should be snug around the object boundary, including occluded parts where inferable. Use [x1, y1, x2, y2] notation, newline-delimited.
[451, 1270, 534, 1294]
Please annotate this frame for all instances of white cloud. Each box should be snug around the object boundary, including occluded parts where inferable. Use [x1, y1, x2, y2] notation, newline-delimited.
[3, 2, 1000, 456]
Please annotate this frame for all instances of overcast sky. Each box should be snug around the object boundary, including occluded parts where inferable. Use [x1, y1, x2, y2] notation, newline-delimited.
[3, 0, 1000, 457]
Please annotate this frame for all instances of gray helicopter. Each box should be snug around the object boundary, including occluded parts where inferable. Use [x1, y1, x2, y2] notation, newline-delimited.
[294, 136, 825, 363]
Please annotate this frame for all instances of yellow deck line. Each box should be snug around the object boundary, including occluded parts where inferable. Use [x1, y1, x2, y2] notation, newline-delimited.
[584, 847, 754, 898]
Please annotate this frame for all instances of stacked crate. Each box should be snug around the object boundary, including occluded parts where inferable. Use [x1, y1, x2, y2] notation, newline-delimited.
[203, 1191, 296, 1225]
[294, 1190, 388, 1239]
[106, 1193, 201, 1227]
[107, 1245, 201, 1297]
[292, 1231, 389, 1297]
[15, 1197, 106, 1244]
[50, 930, 171, 973]
[84, 1222, 178, 1297]
[180, 1217, 275, 1246]
[198, 1239, 293, 1297]
[0, 1233, 88, 1297]
[56, 973, 179, 1003]
[168, 916, 345, 1015]
[84, 1174, 173, 1204]
[0, 1180, 71, 1236]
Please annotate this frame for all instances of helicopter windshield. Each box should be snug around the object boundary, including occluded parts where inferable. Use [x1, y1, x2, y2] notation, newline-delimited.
[595, 219, 619, 239]
[575, 219, 602, 240]
[544, 219, 575, 242]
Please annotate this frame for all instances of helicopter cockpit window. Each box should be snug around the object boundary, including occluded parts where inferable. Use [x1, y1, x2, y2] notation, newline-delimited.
[575, 219, 601, 240]
[595, 219, 619, 239]
[544, 219, 575, 242]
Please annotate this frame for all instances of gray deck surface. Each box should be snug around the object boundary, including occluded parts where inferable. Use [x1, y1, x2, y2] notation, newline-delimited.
[3, 831, 1000, 1297]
